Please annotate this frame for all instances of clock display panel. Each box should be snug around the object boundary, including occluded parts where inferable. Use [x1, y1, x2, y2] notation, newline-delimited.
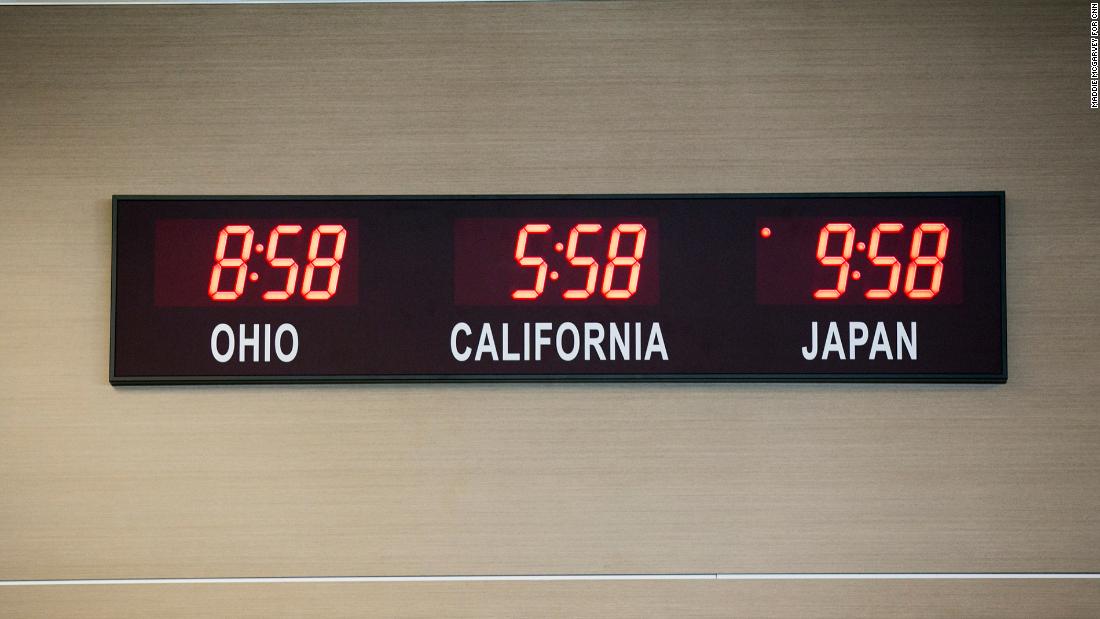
[111, 193, 1006, 384]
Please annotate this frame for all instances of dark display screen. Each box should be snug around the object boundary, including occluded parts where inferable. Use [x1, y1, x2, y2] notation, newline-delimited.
[111, 194, 1006, 384]
[154, 219, 359, 307]
[755, 216, 963, 305]
[453, 218, 660, 306]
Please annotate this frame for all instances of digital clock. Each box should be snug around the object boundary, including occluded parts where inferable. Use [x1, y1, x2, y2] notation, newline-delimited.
[453, 217, 660, 306]
[110, 193, 1006, 384]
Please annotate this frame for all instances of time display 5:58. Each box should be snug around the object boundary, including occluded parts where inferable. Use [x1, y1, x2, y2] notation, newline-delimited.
[453, 218, 660, 306]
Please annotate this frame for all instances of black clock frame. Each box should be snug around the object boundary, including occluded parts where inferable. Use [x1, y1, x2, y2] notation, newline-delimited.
[110, 192, 1007, 385]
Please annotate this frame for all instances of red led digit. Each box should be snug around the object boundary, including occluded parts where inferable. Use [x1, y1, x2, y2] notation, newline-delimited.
[812, 223, 855, 300]
[904, 222, 949, 299]
[262, 224, 302, 301]
[511, 223, 551, 300]
[301, 224, 347, 301]
[601, 223, 647, 300]
[864, 223, 904, 300]
[563, 223, 602, 299]
[208, 225, 254, 301]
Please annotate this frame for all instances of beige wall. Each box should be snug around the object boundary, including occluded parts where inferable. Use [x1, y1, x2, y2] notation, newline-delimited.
[1, 1, 1098, 615]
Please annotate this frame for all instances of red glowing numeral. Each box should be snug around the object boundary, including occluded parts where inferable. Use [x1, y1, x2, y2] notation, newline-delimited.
[563, 224, 602, 299]
[905, 223, 949, 300]
[812, 223, 855, 300]
[865, 223, 904, 300]
[511, 224, 551, 300]
[262, 224, 302, 301]
[301, 225, 347, 301]
[208, 225, 254, 301]
[602, 223, 646, 300]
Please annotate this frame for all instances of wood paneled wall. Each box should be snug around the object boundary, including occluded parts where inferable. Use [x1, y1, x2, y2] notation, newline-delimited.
[1, 1, 1097, 615]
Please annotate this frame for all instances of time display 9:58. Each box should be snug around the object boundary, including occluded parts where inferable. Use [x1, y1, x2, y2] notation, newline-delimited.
[756, 216, 963, 305]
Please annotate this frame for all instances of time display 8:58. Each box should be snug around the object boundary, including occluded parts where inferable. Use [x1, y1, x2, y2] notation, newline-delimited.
[154, 219, 358, 307]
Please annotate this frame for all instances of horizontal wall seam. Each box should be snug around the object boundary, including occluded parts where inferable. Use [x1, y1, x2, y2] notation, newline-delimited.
[2, 574, 1100, 586]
